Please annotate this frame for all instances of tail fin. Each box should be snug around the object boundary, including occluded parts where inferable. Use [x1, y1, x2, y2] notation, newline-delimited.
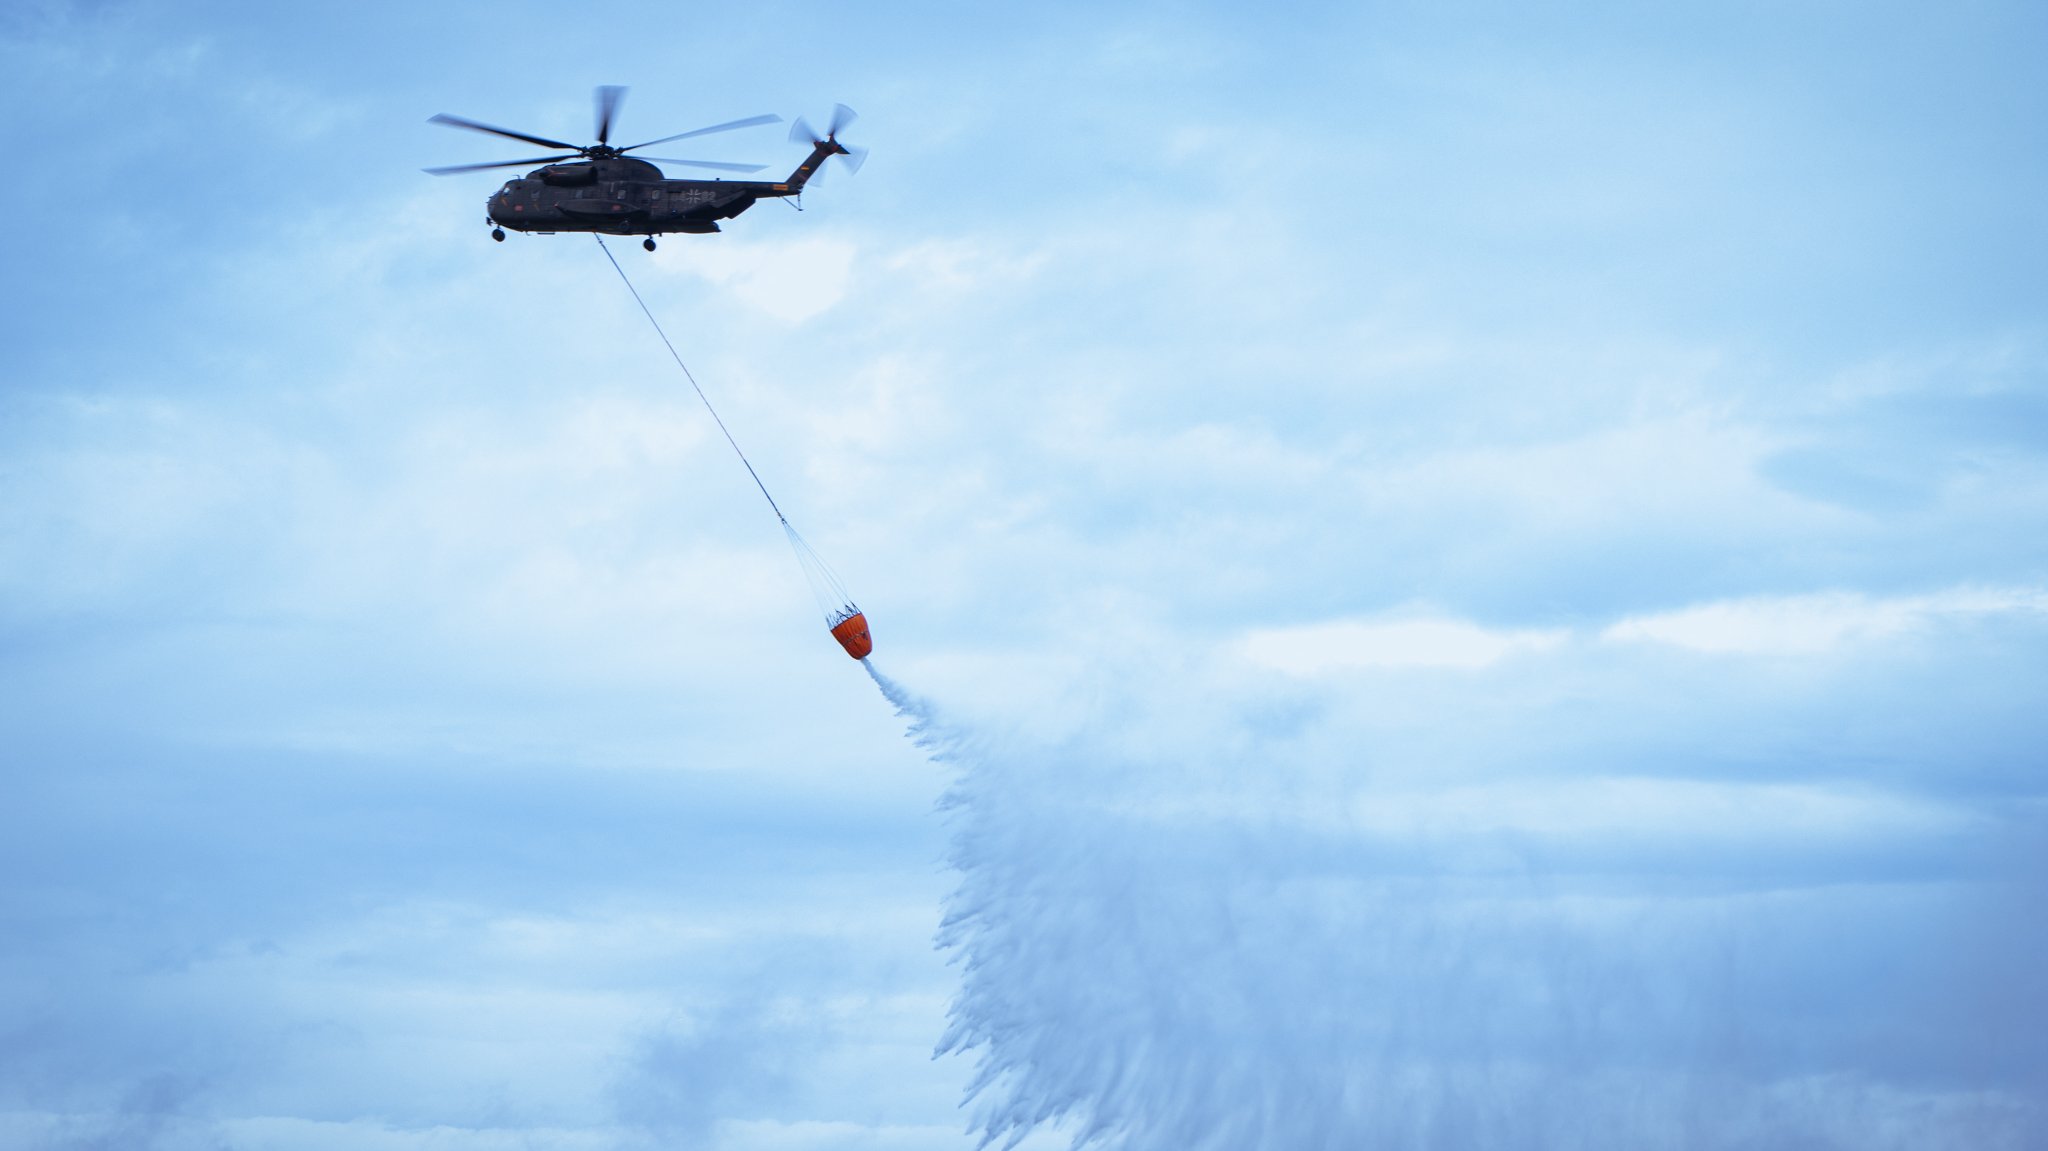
[781, 137, 849, 193]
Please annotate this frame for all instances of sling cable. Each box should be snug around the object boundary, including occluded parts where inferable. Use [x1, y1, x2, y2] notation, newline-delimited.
[595, 235, 873, 661]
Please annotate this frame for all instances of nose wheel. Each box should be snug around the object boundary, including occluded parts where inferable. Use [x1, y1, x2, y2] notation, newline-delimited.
[491, 227, 505, 242]
[642, 237, 657, 252]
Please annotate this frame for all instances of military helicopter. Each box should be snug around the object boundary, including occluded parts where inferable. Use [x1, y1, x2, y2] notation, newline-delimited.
[427, 86, 866, 250]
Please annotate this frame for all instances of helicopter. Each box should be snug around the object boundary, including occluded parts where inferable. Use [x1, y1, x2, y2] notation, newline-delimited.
[427, 86, 866, 250]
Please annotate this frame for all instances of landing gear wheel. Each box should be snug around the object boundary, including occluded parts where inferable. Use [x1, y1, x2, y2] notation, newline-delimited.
[643, 237, 657, 252]
[491, 228, 506, 242]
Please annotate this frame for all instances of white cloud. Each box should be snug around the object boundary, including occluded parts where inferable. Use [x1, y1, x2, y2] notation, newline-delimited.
[1346, 777, 1972, 843]
[220, 1116, 619, 1151]
[665, 236, 858, 324]
[1113, 777, 1973, 846]
[1239, 613, 1568, 673]
[1604, 586, 2048, 655]
[1364, 408, 1807, 539]
[1235, 586, 2048, 677]
[879, 238, 1046, 296]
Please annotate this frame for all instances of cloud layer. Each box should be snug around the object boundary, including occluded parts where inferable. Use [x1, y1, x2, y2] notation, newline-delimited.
[5, 1, 2047, 1148]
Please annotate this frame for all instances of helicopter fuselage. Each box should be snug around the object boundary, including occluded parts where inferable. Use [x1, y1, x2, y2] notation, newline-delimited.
[486, 156, 804, 236]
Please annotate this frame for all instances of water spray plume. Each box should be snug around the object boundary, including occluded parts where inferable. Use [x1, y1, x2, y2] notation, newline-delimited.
[863, 654, 2043, 1151]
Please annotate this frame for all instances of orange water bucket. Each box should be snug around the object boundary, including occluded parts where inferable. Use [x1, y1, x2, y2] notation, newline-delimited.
[829, 611, 873, 660]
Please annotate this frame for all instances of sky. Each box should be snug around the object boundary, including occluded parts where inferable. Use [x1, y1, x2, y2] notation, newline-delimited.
[3, 1, 2046, 1148]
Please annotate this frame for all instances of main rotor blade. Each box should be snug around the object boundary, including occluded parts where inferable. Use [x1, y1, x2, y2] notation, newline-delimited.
[429, 113, 582, 152]
[620, 113, 782, 152]
[423, 155, 579, 175]
[637, 157, 768, 173]
[827, 103, 857, 138]
[595, 85, 626, 146]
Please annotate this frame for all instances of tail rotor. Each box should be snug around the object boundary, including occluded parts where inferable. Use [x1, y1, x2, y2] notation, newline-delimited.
[789, 103, 869, 181]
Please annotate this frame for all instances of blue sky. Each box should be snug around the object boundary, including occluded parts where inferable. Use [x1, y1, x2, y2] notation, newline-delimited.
[3, 1, 2046, 1148]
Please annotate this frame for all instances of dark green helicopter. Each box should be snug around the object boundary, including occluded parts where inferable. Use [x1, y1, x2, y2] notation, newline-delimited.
[427, 86, 865, 250]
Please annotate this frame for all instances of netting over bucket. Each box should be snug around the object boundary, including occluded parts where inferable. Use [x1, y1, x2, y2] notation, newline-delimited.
[782, 521, 855, 623]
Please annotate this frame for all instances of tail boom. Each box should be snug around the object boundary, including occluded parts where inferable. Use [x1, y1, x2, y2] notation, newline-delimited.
[763, 138, 849, 197]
